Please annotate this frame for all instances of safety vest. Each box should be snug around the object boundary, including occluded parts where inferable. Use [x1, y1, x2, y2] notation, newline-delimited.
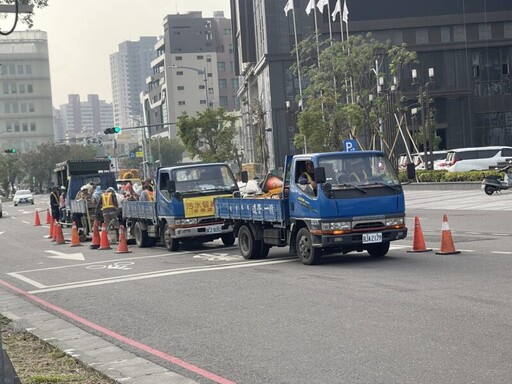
[101, 192, 115, 210]
[302, 172, 312, 182]
[147, 190, 154, 202]
[51, 192, 59, 207]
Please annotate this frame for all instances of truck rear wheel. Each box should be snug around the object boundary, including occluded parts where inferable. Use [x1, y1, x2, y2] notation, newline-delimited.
[238, 225, 265, 259]
[366, 242, 390, 257]
[164, 223, 179, 251]
[134, 221, 150, 248]
[221, 233, 235, 246]
[296, 227, 321, 265]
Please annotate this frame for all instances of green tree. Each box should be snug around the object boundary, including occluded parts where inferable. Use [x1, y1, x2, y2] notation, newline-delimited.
[177, 107, 238, 163]
[0, 0, 48, 28]
[0, 152, 21, 196]
[294, 34, 416, 155]
[149, 137, 185, 167]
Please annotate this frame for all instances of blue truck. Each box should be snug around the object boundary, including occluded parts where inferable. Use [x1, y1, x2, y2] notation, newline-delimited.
[54, 159, 117, 238]
[215, 151, 410, 265]
[122, 162, 240, 250]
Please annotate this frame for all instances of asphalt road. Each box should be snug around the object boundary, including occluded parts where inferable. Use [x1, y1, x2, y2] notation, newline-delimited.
[1, 190, 511, 384]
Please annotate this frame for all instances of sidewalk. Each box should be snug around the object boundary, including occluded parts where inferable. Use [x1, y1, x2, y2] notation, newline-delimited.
[0, 289, 198, 384]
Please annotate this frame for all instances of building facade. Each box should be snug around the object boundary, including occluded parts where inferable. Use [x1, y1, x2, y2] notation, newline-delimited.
[58, 94, 114, 141]
[141, 11, 239, 139]
[110, 37, 157, 129]
[0, 30, 54, 152]
[231, 0, 512, 169]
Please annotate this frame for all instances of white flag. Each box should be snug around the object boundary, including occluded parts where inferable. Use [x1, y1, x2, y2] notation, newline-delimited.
[342, 0, 349, 22]
[331, 0, 341, 21]
[316, 0, 328, 14]
[305, 0, 316, 15]
[284, 0, 294, 15]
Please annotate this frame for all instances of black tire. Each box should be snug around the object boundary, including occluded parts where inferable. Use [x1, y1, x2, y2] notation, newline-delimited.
[366, 242, 390, 257]
[296, 227, 321, 265]
[14, 203, 18, 206]
[221, 232, 236, 246]
[484, 185, 497, 196]
[164, 223, 179, 251]
[238, 225, 265, 259]
[134, 221, 150, 248]
[260, 244, 271, 258]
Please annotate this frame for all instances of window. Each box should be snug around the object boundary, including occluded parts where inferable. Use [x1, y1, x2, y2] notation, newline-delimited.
[218, 79, 227, 89]
[178, 101, 185, 105]
[12, 103, 18, 113]
[5, 103, 10, 113]
[17, 65, 24, 75]
[28, 103, 35, 112]
[200, 100, 206, 105]
[11, 84, 17, 94]
[231, 78, 239, 89]
[199, 84, 205, 90]
[176, 71, 184, 75]
[206, 57, 211, 63]
[175, 56, 183, 61]
[20, 103, 27, 113]
[14, 123, 20, 132]
[30, 122, 36, 131]
[25, 65, 31, 74]
[19, 84, 25, 93]
[473, 65, 480, 78]
[415, 28, 428, 44]
[224, 28, 231, 35]
[22, 123, 28, 132]
[197, 55, 204, 60]
[2, 84, 8, 94]
[217, 62, 226, 71]
[503, 64, 509, 76]
[177, 85, 185, 91]
[219, 96, 228, 107]
[27, 84, 33, 93]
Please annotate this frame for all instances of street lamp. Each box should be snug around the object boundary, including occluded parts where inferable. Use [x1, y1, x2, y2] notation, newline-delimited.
[412, 68, 435, 170]
[169, 65, 209, 108]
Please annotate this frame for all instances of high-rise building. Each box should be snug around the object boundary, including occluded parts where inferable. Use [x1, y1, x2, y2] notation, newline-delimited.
[110, 37, 157, 129]
[0, 31, 54, 151]
[141, 11, 239, 139]
[231, 0, 512, 170]
[58, 94, 114, 141]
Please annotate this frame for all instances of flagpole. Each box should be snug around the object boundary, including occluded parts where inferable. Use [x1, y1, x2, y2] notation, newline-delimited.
[327, 1, 333, 43]
[292, 4, 304, 107]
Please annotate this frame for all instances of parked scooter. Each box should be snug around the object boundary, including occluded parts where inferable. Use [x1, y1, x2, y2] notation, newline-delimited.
[482, 164, 512, 195]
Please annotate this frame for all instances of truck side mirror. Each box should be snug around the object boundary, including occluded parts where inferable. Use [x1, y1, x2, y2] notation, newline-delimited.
[314, 167, 326, 184]
[167, 180, 176, 194]
[240, 171, 248, 183]
[406, 163, 416, 180]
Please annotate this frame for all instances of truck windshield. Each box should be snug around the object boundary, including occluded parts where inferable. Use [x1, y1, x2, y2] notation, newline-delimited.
[172, 165, 238, 193]
[319, 155, 400, 187]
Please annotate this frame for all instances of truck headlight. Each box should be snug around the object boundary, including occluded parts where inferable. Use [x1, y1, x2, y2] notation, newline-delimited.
[386, 217, 404, 227]
[321, 221, 351, 231]
[175, 218, 198, 226]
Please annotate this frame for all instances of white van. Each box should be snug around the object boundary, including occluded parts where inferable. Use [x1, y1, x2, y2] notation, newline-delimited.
[445, 146, 512, 172]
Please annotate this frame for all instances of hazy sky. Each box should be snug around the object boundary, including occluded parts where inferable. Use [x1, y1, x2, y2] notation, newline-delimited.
[25, 0, 231, 107]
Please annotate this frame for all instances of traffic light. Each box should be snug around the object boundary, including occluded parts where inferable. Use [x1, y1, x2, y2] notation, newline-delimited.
[4, 148, 17, 153]
[104, 126, 121, 134]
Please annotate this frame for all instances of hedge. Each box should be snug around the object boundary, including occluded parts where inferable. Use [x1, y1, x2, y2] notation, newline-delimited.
[398, 170, 502, 183]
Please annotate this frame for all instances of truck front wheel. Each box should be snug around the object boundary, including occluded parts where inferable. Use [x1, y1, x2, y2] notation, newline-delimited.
[164, 223, 179, 252]
[366, 242, 390, 257]
[134, 221, 150, 248]
[238, 225, 265, 259]
[296, 227, 321, 265]
[221, 232, 235, 246]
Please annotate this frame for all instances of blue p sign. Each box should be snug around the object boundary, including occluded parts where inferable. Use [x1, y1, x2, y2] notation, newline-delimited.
[343, 139, 358, 151]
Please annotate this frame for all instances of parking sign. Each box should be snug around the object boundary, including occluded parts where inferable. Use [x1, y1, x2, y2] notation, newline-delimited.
[343, 139, 358, 151]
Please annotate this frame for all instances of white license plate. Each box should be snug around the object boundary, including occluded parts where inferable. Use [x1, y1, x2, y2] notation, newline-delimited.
[206, 225, 222, 234]
[362, 232, 382, 244]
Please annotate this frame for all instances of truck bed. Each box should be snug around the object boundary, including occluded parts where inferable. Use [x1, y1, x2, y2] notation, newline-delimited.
[122, 200, 157, 221]
[215, 197, 289, 223]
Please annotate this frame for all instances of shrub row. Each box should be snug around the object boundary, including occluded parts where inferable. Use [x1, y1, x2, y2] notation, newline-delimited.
[398, 170, 502, 183]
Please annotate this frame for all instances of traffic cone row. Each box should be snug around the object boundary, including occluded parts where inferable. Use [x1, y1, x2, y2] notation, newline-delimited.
[409, 215, 460, 255]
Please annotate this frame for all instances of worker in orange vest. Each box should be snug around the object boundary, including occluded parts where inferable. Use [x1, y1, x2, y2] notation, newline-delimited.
[96, 187, 120, 243]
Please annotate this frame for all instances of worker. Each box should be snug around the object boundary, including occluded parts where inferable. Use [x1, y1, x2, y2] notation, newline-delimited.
[298, 160, 317, 195]
[49, 186, 60, 222]
[139, 184, 154, 202]
[96, 187, 120, 243]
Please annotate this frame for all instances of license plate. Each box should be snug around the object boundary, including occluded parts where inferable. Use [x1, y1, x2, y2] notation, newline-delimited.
[362, 232, 382, 244]
[206, 225, 222, 234]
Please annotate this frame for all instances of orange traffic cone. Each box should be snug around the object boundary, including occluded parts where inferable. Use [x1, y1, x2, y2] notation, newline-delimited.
[54, 221, 66, 245]
[34, 210, 41, 226]
[90, 219, 101, 249]
[69, 221, 82, 247]
[98, 222, 111, 250]
[46, 218, 54, 239]
[407, 216, 431, 253]
[46, 209, 52, 224]
[115, 225, 131, 254]
[51, 219, 57, 242]
[436, 214, 460, 255]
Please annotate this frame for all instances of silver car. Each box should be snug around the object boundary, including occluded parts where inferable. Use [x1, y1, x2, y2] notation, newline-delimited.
[13, 189, 34, 206]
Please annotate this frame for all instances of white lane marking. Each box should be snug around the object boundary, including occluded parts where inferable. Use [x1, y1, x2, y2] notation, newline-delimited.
[491, 251, 512, 255]
[193, 253, 243, 261]
[27, 258, 296, 294]
[45, 250, 85, 261]
[7, 272, 47, 289]
[0, 231, 4, 235]
[86, 262, 134, 270]
[22, 221, 30, 224]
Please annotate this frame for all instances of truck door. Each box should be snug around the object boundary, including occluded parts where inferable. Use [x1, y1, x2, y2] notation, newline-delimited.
[289, 158, 321, 219]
